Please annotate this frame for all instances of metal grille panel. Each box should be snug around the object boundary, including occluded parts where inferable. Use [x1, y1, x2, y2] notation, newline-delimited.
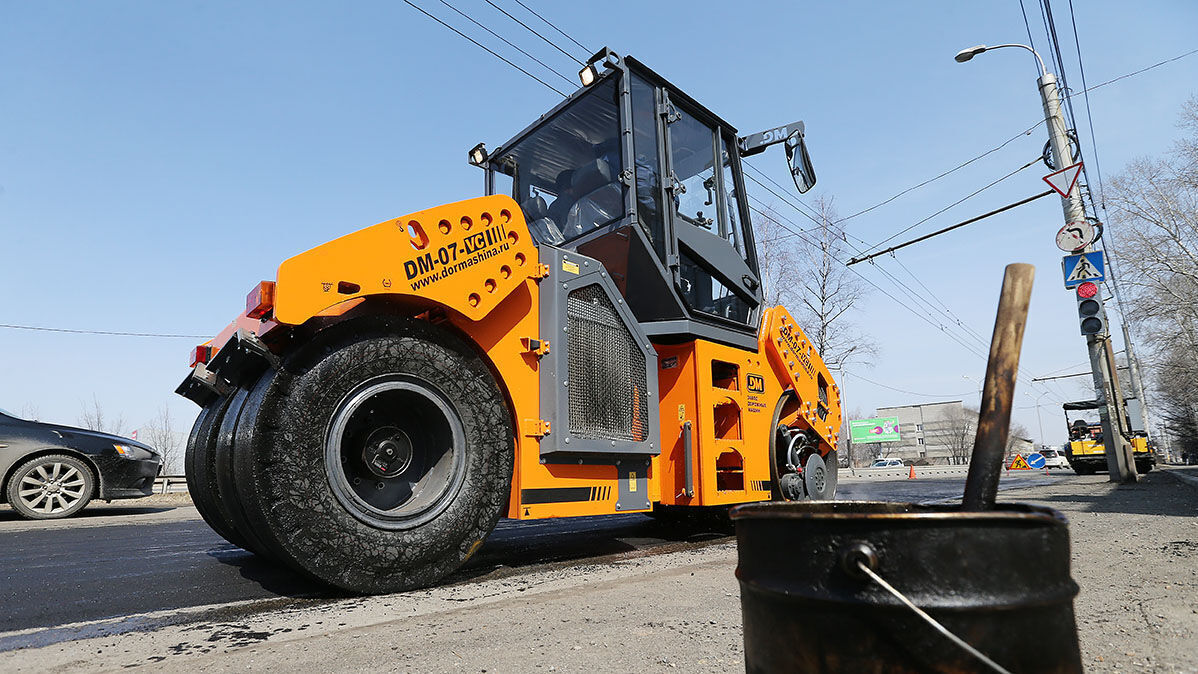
[566, 284, 648, 441]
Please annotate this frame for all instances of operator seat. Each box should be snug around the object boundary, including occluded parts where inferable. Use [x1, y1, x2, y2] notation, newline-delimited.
[521, 195, 564, 245]
[563, 158, 622, 239]
[546, 170, 577, 230]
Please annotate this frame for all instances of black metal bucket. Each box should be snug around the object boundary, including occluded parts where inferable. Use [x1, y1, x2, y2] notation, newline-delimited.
[731, 500, 1082, 673]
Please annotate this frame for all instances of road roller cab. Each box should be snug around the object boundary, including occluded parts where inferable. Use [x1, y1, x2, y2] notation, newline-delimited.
[177, 49, 842, 594]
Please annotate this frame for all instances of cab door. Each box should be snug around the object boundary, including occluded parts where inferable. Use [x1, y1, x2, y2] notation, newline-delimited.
[661, 94, 762, 328]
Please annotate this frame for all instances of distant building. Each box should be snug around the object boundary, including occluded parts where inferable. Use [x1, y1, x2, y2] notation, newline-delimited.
[1008, 437, 1035, 456]
[872, 401, 979, 465]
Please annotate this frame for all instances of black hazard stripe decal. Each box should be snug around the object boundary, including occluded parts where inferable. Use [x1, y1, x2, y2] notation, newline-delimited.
[521, 486, 611, 504]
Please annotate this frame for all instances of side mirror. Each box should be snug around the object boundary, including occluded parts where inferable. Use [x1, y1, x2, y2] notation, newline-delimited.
[785, 130, 816, 194]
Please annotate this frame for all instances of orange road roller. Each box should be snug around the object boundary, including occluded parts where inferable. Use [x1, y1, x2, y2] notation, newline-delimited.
[178, 49, 841, 594]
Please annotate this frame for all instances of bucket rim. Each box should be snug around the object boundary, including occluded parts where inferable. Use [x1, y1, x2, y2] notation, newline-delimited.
[729, 500, 1068, 524]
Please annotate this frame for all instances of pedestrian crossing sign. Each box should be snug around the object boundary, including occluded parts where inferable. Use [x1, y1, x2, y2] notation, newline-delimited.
[1062, 251, 1105, 288]
[1008, 454, 1031, 470]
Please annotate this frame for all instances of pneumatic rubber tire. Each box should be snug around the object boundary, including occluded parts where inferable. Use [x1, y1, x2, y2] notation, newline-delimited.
[185, 395, 250, 548]
[212, 386, 273, 558]
[234, 317, 513, 594]
[6, 454, 94, 519]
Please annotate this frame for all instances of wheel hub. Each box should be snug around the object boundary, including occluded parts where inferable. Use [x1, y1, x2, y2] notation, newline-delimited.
[325, 376, 466, 530]
[361, 427, 413, 478]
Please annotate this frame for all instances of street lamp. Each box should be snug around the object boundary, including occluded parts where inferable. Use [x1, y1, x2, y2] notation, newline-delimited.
[1024, 391, 1050, 447]
[953, 43, 1047, 77]
[961, 374, 982, 401]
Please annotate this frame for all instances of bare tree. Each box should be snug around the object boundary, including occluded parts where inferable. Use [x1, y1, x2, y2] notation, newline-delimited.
[77, 395, 125, 436]
[752, 196, 877, 368]
[930, 406, 977, 465]
[18, 402, 40, 421]
[1107, 96, 1198, 457]
[143, 405, 181, 474]
[1006, 420, 1033, 453]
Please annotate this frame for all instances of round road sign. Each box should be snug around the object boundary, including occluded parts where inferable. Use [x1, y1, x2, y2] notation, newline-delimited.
[1027, 452, 1046, 469]
[1056, 221, 1095, 252]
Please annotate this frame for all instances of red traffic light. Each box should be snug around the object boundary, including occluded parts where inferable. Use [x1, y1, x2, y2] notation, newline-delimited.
[1076, 281, 1098, 299]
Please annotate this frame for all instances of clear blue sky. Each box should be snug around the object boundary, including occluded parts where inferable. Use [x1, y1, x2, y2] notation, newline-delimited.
[2, 1, 1195, 447]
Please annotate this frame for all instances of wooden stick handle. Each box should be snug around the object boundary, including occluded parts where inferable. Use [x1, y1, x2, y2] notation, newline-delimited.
[962, 263, 1035, 511]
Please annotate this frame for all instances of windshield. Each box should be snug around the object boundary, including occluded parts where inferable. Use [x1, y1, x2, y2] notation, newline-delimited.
[495, 76, 626, 245]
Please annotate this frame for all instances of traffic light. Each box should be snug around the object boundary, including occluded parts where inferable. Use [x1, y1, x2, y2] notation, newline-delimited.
[1076, 281, 1106, 335]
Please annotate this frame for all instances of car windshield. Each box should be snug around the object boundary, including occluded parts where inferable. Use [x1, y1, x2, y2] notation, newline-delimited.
[495, 76, 625, 245]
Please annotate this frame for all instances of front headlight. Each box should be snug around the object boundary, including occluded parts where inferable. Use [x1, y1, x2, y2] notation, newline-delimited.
[114, 443, 135, 457]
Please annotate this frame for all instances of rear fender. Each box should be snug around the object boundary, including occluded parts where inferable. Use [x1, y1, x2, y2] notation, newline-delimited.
[273, 195, 540, 327]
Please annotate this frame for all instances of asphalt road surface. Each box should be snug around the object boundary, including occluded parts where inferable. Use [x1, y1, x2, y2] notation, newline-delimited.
[0, 472, 1048, 645]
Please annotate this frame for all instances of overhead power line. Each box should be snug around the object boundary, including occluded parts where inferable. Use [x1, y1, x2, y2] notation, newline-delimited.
[1017, 0, 1041, 75]
[832, 46, 1198, 231]
[1068, 47, 1198, 97]
[856, 158, 1041, 255]
[0, 323, 208, 339]
[437, 0, 576, 87]
[483, 0, 583, 65]
[400, 0, 568, 96]
[847, 188, 1055, 266]
[844, 371, 977, 400]
[834, 121, 1043, 227]
[509, 0, 590, 54]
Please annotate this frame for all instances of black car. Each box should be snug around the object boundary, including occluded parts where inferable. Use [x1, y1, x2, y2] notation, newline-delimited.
[0, 408, 163, 519]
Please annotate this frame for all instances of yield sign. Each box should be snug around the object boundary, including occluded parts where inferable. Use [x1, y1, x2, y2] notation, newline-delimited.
[1043, 162, 1084, 198]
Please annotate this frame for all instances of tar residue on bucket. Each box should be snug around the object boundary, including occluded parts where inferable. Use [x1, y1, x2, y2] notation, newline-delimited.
[731, 500, 1082, 674]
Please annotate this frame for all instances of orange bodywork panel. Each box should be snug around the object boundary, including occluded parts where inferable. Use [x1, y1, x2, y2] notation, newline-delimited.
[272, 195, 539, 327]
[199, 194, 841, 521]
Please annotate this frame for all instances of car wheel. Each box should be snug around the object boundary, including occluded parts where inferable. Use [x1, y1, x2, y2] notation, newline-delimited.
[6, 454, 95, 519]
[234, 317, 514, 594]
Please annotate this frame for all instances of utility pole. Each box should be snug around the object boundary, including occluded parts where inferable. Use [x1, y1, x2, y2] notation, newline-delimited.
[1037, 68, 1138, 483]
[955, 43, 1137, 482]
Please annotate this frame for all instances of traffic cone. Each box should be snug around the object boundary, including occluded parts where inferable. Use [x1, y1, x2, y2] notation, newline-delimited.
[908, 465, 916, 480]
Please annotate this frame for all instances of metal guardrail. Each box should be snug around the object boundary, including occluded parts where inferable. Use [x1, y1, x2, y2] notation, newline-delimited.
[846, 465, 973, 479]
[153, 475, 188, 494]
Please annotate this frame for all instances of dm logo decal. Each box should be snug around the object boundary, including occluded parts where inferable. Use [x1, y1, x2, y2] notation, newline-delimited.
[747, 374, 765, 394]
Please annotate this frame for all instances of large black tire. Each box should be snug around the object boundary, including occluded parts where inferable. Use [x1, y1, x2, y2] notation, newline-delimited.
[6, 454, 94, 519]
[212, 386, 274, 558]
[184, 395, 250, 548]
[232, 317, 513, 594]
[1135, 460, 1153, 474]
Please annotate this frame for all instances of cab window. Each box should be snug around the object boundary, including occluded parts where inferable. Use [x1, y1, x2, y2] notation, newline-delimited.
[669, 106, 756, 325]
[494, 76, 626, 245]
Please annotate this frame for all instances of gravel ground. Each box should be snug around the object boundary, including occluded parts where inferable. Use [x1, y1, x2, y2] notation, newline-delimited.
[1003, 469, 1198, 673]
[2, 469, 1195, 672]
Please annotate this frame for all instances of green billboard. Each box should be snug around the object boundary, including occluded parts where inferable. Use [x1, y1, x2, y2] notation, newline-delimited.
[849, 417, 901, 443]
